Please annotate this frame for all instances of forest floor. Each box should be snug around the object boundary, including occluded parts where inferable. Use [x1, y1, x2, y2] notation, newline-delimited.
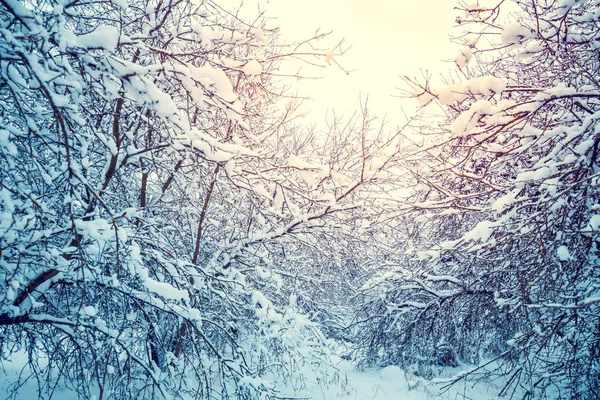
[1, 352, 503, 399]
[310, 357, 503, 400]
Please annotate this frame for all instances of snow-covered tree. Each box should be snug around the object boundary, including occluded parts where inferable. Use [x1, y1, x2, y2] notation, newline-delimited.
[354, 0, 600, 398]
[0, 0, 358, 398]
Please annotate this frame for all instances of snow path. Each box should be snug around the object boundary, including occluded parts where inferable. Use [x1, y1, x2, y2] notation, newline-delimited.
[310, 360, 502, 400]
[1, 352, 502, 399]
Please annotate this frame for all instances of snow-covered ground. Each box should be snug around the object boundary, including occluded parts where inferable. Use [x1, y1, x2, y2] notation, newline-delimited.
[1, 352, 78, 399]
[1, 352, 504, 400]
[310, 359, 504, 400]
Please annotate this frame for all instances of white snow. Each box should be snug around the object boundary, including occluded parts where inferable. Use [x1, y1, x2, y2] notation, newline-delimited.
[463, 220, 495, 242]
[517, 166, 553, 182]
[192, 26, 247, 49]
[436, 76, 505, 105]
[243, 60, 262, 76]
[589, 214, 600, 230]
[464, 35, 479, 46]
[189, 64, 238, 102]
[60, 25, 120, 51]
[556, 245, 570, 261]
[0, 351, 523, 400]
[309, 359, 508, 400]
[455, 47, 473, 69]
[501, 23, 533, 45]
[144, 278, 189, 301]
[82, 306, 97, 317]
[112, 0, 129, 9]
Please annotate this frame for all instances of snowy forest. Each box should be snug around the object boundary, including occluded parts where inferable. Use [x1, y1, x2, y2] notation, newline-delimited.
[0, 0, 599, 399]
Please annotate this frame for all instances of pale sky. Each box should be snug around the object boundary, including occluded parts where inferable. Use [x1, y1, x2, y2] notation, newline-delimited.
[261, 0, 460, 126]
[230, 0, 459, 125]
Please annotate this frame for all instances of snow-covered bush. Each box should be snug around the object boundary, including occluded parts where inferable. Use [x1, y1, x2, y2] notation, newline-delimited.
[354, 1, 600, 398]
[0, 0, 358, 398]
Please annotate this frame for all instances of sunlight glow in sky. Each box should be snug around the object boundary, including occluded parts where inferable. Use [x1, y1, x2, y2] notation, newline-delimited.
[262, 0, 459, 125]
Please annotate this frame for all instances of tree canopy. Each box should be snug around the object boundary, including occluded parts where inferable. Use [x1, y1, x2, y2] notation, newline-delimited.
[1, 0, 599, 399]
